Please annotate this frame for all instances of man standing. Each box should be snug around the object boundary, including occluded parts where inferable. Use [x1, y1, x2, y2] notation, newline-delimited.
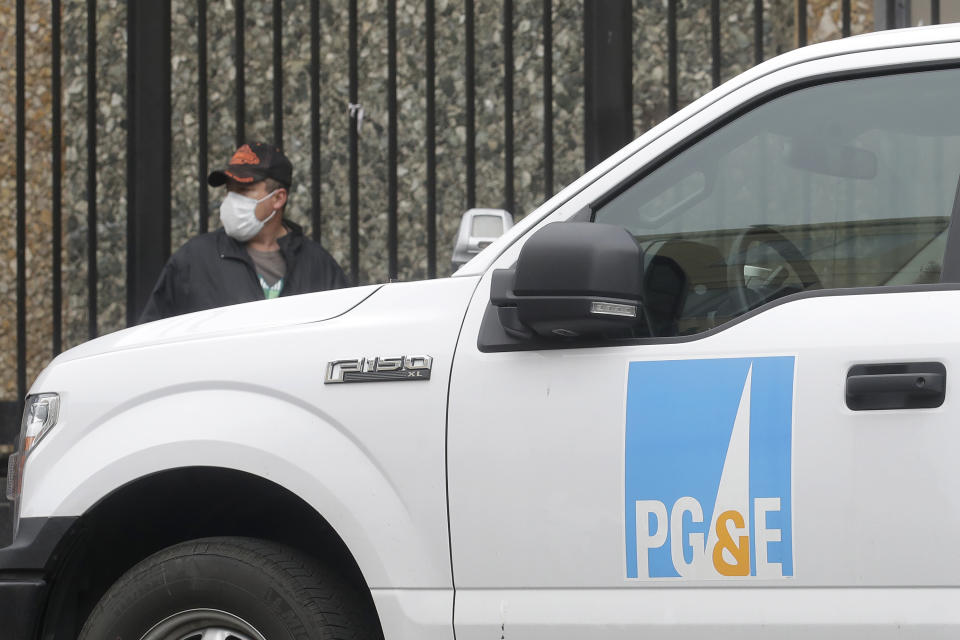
[140, 142, 349, 323]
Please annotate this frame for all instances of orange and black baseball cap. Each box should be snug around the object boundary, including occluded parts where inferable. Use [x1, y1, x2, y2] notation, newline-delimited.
[208, 142, 292, 188]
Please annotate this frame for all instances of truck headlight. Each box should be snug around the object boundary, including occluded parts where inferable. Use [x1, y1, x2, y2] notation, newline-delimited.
[6, 393, 60, 502]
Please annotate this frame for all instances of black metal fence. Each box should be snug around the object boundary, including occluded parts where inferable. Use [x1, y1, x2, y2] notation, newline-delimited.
[4, 0, 939, 449]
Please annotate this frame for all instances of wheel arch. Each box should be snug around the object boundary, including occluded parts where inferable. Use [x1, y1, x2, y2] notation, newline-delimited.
[40, 466, 381, 640]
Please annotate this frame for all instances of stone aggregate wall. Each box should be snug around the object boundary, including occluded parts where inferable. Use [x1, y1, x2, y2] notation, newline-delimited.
[549, 1, 585, 200]
[1, 0, 886, 403]
[61, 1, 90, 354]
[59, 1, 128, 352]
[809, 0, 874, 40]
[171, 1, 204, 254]
[631, 0, 872, 139]
[1, 2, 55, 400]
[94, 2, 128, 340]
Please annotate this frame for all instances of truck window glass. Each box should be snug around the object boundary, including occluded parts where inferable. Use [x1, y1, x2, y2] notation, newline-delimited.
[596, 68, 960, 338]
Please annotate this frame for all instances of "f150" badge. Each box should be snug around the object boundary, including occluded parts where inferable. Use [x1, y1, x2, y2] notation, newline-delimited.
[324, 356, 433, 384]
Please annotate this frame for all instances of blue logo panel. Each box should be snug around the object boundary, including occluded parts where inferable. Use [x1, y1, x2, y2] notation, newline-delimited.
[624, 357, 794, 580]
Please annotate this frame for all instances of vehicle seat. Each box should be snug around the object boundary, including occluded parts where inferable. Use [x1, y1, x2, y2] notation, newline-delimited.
[644, 239, 728, 336]
[643, 253, 686, 337]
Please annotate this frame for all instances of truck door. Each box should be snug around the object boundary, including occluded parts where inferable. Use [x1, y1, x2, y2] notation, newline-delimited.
[449, 62, 960, 638]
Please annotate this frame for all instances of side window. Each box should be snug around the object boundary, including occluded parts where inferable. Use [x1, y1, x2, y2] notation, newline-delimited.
[596, 68, 960, 337]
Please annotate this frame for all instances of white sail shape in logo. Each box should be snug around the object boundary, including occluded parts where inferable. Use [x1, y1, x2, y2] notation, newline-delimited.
[705, 365, 752, 578]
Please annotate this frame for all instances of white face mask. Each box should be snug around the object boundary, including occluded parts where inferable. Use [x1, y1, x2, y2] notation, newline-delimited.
[220, 189, 279, 242]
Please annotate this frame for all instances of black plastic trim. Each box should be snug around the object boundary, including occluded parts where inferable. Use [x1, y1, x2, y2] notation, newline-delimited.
[846, 362, 946, 411]
[0, 574, 46, 640]
[0, 518, 76, 640]
[0, 516, 77, 571]
[478, 283, 960, 353]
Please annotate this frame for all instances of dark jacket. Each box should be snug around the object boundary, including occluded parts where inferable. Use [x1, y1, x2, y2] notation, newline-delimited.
[139, 220, 349, 323]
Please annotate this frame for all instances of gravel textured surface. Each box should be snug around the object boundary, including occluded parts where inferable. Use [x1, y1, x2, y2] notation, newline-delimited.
[1, 0, 883, 402]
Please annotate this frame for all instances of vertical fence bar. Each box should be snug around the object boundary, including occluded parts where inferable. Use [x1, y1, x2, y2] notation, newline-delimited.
[425, 0, 437, 278]
[797, 0, 807, 46]
[310, 0, 321, 242]
[932, 0, 940, 24]
[52, 0, 63, 356]
[710, 0, 721, 88]
[126, 1, 135, 324]
[543, 0, 553, 198]
[16, 0, 26, 403]
[348, 0, 359, 283]
[503, 0, 514, 215]
[235, 0, 245, 145]
[753, 0, 763, 65]
[886, 0, 895, 29]
[198, 0, 209, 233]
[465, 0, 476, 209]
[668, 0, 678, 113]
[127, 0, 172, 325]
[583, 0, 632, 169]
[841, 0, 851, 36]
[273, 0, 283, 147]
[87, 0, 98, 339]
[387, 0, 398, 280]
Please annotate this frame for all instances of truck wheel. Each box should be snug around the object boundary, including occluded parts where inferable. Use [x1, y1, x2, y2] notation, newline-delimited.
[79, 536, 381, 640]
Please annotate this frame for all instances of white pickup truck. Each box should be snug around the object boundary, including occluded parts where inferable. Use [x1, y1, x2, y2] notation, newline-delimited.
[5, 24, 960, 640]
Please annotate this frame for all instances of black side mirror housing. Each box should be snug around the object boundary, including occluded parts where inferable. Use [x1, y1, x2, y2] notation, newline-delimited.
[491, 222, 644, 339]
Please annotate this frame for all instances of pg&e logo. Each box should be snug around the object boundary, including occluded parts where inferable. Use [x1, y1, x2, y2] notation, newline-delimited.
[624, 357, 795, 580]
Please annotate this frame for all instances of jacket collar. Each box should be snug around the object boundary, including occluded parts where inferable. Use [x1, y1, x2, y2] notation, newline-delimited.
[216, 219, 304, 261]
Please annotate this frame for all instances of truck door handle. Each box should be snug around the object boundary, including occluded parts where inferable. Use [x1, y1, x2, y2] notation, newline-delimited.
[846, 362, 946, 411]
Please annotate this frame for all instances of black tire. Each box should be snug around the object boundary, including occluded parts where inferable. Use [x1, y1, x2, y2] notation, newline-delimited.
[79, 536, 382, 640]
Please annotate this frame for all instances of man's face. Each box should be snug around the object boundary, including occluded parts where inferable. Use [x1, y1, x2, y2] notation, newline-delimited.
[226, 179, 283, 222]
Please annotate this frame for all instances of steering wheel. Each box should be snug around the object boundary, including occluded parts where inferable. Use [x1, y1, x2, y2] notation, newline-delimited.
[727, 226, 822, 312]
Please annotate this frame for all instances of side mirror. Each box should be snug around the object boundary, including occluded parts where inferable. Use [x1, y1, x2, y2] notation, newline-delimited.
[491, 222, 644, 339]
[452, 208, 514, 271]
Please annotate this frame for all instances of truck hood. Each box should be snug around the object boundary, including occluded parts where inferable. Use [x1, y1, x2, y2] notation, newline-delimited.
[54, 284, 382, 364]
